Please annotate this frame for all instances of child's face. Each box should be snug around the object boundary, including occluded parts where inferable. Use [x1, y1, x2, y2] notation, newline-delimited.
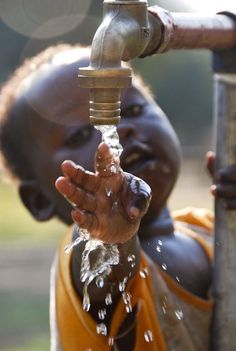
[21, 56, 181, 224]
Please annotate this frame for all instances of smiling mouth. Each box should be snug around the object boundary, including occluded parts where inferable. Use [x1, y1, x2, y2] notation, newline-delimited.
[121, 145, 156, 175]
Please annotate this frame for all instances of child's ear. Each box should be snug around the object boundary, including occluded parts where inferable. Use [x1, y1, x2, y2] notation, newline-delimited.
[19, 180, 55, 221]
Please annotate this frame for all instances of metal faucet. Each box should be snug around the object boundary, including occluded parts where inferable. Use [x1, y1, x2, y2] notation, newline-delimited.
[78, 0, 236, 126]
[78, 0, 161, 125]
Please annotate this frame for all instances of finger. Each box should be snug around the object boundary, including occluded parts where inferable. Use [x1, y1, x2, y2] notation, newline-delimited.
[218, 164, 236, 183]
[211, 184, 236, 199]
[55, 177, 96, 212]
[125, 174, 152, 219]
[95, 142, 120, 177]
[71, 208, 98, 233]
[205, 151, 215, 178]
[61, 160, 101, 192]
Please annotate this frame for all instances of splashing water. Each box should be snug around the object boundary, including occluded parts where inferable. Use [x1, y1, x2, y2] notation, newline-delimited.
[139, 267, 149, 278]
[105, 293, 113, 306]
[161, 263, 167, 271]
[80, 239, 119, 312]
[122, 292, 133, 313]
[108, 337, 114, 346]
[98, 308, 107, 320]
[119, 276, 128, 292]
[95, 125, 123, 158]
[161, 295, 168, 315]
[175, 310, 184, 320]
[64, 229, 90, 253]
[127, 254, 136, 268]
[96, 276, 105, 288]
[64, 125, 130, 318]
[96, 323, 107, 336]
[144, 330, 153, 343]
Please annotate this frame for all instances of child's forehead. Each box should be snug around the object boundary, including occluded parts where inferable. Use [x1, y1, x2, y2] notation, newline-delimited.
[23, 55, 90, 97]
[18, 57, 91, 126]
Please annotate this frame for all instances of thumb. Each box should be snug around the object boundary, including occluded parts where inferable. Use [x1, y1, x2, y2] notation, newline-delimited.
[205, 151, 215, 179]
[126, 175, 152, 220]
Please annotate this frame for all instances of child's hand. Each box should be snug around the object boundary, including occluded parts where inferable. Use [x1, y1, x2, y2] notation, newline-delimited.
[55, 142, 151, 244]
[206, 151, 236, 210]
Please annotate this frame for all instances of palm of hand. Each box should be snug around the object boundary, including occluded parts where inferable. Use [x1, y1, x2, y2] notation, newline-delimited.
[55, 142, 151, 244]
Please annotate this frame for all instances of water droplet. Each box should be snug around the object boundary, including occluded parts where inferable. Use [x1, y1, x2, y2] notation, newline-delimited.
[156, 245, 162, 253]
[125, 304, 133, 313]
[98, 308, 107, 320]
[108, 337, 114, 346]
[127, 254, 136, 268]
[144, 330, 153, 342]
[105, 293, 112, 306]
[119, 276, 128, 292]
[96, 323, 107, 336]
[96, 276, 104, 288]
[83, 293, 91, 312]
[162, 306, 167, 314]
[127, 254, 135, 263]
[157, 240, 163, 246]
[64, 236, 84, 253]
[175, 310, 184, 320]
[139, 267, 149, 278]
[161, 263, 167, 271]
[161, 295, 168, 314]
[112, 200, 119, 211]
[106, 187, 112, 197]
[175, 276, 180, 282]
[110, 164, 118, 174]
[122, 291, 132, 305]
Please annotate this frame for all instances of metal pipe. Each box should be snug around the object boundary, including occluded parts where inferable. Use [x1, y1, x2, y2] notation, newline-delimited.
[78, 2, 236, 126]
[143, 7, 236, 55]
[211, 47, 236, 350]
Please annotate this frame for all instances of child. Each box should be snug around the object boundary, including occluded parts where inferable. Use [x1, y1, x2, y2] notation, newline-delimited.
[0, 44, 235, 351]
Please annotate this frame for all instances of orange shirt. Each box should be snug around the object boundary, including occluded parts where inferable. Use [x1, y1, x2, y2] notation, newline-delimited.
[52, 207, 213, 351]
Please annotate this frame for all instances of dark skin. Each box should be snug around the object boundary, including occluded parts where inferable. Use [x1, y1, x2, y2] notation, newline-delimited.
[13, 50, 236, 348]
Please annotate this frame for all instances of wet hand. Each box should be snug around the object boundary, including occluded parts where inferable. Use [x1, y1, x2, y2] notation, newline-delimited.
[206, 150, 236, 210]
[55, 142, 152, 243]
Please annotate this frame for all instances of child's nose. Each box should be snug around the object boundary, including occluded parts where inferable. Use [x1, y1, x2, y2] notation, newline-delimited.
[117, 122, 138, 143]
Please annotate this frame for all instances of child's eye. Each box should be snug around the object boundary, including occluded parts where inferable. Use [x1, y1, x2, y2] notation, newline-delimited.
[65, 125, 94, 147]
[121, 104, 144, 118]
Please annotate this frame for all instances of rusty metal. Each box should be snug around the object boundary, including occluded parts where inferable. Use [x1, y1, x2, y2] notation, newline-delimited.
[145, 7, 236, 54]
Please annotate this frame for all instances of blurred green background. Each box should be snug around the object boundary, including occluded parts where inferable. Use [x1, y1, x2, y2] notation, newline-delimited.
[0, 0, 220, 349]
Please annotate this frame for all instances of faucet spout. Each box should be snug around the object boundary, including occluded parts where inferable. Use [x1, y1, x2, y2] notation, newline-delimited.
[78, 0, 160, 125]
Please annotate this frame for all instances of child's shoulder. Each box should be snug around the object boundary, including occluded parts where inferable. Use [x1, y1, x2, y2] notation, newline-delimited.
[142, 207, 213, 299]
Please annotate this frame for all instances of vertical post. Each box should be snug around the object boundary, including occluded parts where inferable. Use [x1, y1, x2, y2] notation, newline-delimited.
[211, 44, 236, 350]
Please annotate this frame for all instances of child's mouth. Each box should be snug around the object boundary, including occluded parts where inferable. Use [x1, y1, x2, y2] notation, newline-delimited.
[121, 143, 156, 175]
